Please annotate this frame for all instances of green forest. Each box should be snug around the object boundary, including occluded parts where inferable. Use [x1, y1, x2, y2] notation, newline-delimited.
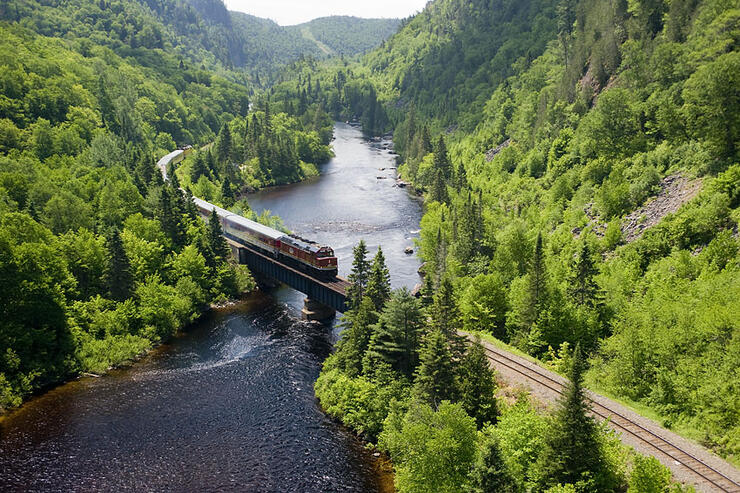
[305, 0, 739, 489]
[1, 0, 739, 489]
[316, 242, 691, 492]
[0, 0, 345, 411]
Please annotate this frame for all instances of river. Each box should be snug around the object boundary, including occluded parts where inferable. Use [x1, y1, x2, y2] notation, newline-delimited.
[0, 123, 423, 492]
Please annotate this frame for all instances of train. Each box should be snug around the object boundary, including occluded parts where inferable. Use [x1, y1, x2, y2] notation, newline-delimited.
[157, 148, 338, 279]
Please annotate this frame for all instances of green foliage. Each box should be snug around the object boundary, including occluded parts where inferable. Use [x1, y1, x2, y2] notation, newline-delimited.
[379, 401, 478, 493]
[468, 429, 517, 493]
[628, 455, 671, 493]
[0, 13, 259, 411]
[534, 346, 622, 491]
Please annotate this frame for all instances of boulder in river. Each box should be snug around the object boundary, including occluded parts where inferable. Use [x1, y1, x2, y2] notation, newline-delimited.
[404, 246, 414, 254]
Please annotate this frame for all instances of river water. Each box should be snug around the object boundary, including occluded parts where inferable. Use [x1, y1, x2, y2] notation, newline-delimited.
[0, 123, 423, 492]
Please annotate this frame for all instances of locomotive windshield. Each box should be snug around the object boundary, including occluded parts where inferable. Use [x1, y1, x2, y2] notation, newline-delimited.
[317, 248, 334, 258]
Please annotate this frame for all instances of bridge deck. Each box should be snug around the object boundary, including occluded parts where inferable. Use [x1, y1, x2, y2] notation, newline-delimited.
[226, 238, 350, 313]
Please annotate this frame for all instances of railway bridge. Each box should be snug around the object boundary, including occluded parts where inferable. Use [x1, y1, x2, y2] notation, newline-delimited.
[225, 237, 350, 320]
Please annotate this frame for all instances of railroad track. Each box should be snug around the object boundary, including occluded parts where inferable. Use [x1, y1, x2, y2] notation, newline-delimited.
[481, 343, 740, 493]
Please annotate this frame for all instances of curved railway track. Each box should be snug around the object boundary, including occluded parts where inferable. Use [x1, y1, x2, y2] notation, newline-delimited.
[481, 343, 740, 492]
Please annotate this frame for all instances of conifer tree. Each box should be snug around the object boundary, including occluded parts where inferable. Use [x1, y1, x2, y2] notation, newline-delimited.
[413, 329, 457, 407]
[335, 296, 378, 377]
[421, 125, 433, 155]
[431, 276, 465, 354]
[431, 168, 449, 204]
[346, 240, 370, 309]
[468, 432, 516, 493]
[215, 123, 233, 164]
[568, 241, 598, 306]
[363, 288, 422, 378]
[433, 135, 452, 179]
[106, 229, 133, 301]
[157, 186, 185, 248]
[420, 269, 435, 307]
[191, 152, 209, 183]
[221, 175, 235, 208]
[365, 246, 391, 311]
[458, 338, 499, 427]
[527, 232, 548, 325]
[207, 209, 230, 263]
[184, 189, 199, 220]
[534, 345, 605, 490]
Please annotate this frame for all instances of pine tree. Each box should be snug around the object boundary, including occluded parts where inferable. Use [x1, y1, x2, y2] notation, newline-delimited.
[207, 209, 230, 263]
[221, 175, 235, 208]
[431, 168, 449, 204]
[433, 135, 452, 179]
[413, 329, 457, 407]
[568, 241, 598, 306]
[106, 229, 133, 301]
[365, 246, 391, 311]
[534, 345, 604, 490]
[456, 162, 468, 190]
[335, 296, 378, 377]
[431, 277, 465, 355]
[421, 125, 433, 154]
[184, 189, 198, 220]
[420, 269, 435, 307]
[346, 240, 370, 309]
[157, 186, 185, 248]
[363, 288, 423, 378]
[527, 232, 548, 326]
[468, 432, 516, 493]
[458, 338, 499, 427]
[215, 123, 233, 165]
[191, 152, 209, 183]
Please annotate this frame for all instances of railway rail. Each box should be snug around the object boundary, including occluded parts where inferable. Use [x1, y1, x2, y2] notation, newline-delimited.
[480, 342, 740, 492]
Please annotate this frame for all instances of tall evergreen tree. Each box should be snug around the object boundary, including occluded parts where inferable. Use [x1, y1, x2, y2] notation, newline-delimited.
[221, 175, 235, 208]
[106, 229, 133, 301]
[534, 345, 606, 490]
[568, 241, 598, 306]
[527, 232, 548, 325]
[215, 123, 233, 165]
[433, 135, 452, 179]
[365, 246, 391, 311]
[420, 125, 433, 155]
[335, 296, 378, 377]
[363, 288, 423, 378]
[157, 186, 185, 248]
[207, 209, 230, 263]
[431, 276, 465, 355]
[431, 168, 449, 204]
[468, 432, 516, 493]
[191, 152, 209, 183]
[413, 329, 457, 407]
[458, 338, 499, 427]
[346, 240, 370, 309]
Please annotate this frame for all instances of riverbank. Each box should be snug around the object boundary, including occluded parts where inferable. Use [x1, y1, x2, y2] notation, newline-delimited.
[0, 282, 261, 420]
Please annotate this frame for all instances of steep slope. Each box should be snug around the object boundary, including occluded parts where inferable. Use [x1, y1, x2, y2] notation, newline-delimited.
[290, 16, 402, 56]
[353, 0, 740, 463]
[0, 0, 400, 84]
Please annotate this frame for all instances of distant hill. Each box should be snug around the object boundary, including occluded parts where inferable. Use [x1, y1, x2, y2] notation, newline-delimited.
[0, 0, 399, 84]
[288, 16, 402, 57]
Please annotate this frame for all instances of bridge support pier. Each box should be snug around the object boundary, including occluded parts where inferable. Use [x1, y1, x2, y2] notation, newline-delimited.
[301, 298, 335, 321]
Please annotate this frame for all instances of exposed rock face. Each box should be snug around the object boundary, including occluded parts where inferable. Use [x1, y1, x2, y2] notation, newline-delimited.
[485, 138, 511, 162]
[621, 174, 702, 242]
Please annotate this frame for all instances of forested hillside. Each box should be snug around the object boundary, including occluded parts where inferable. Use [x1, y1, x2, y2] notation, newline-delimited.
[399, 0, 739, 462]
[0, 0, 400, 83]
[0, 0, 340, 410]
[313, 0, 740, 481]
[289, 16, 402, 56]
